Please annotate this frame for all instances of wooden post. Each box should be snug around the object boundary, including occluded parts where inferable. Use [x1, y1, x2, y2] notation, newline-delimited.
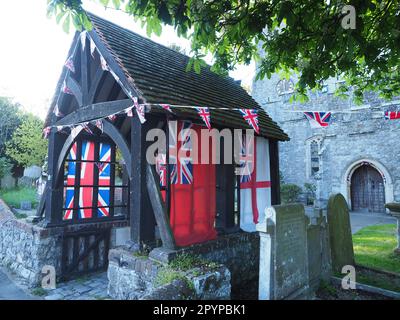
[129, 116, 155, 249]
[269, 140, 281, 205]
[44, 129, 67, 226]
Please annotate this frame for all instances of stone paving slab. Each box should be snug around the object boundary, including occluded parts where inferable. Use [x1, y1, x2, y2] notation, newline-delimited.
[41, 272, 110, 300]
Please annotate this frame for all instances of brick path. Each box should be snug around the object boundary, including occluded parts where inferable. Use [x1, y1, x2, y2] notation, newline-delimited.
[43, 272, 110, 300]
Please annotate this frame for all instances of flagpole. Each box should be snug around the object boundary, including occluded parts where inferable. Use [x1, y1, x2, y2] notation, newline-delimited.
[166, 113, 171, 220]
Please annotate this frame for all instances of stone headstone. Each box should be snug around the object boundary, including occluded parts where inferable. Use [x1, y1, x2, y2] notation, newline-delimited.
[327, 193, 355, 273]
[307, 208, 332, 291]
[20, 201, 32, 210]
[257, 204, 310, 300]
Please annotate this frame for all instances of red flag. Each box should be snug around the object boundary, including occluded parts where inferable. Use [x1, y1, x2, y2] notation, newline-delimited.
[384, 111, 400, 120]
[163, 121, 217, 247]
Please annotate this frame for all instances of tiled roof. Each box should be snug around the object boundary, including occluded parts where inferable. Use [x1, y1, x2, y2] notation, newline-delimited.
[88, 13, 288, 141]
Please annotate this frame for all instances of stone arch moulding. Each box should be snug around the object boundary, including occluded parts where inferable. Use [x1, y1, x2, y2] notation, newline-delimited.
[340, 158, 394, 212]
[54, 121, 131, 187]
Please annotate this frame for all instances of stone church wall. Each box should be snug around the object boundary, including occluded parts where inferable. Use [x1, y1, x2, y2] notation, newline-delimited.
[252, 73, 400, 208]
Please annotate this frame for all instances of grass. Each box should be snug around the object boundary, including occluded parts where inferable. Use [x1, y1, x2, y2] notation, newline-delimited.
[31, 287, 47, 296]
[353, 224, 400, 274]
[0, 187, 38, 209]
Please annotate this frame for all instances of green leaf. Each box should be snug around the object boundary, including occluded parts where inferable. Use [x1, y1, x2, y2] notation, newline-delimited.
[62, 14, 71, 33]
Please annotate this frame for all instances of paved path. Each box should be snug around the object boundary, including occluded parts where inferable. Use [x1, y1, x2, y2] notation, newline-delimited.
[43, 272, 109, 300]
[0, 268, 36, 300]
[350, 211, 396, 234]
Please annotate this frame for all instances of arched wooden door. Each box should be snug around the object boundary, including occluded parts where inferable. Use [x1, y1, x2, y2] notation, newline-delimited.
[351, 165, 385, 213]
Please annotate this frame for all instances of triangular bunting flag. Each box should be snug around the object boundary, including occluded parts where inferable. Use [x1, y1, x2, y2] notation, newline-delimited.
[64, 56, 75, 73]
[384, 111, 400, 120]
[160, 104, 173, 113]
[125, 106, 134, 117]
[100, 55, 109, 71]
[108, 114, 117, 121]
[81, 122, 93, 134]
[56, 126, 63, 132]
[304, 112, 332, 128]
[53, 104, 64, 117]
[195, 107, 212, 129]
[95, 119, 103, 132]
[90, 38, 96, 57]
[239, 109, 260, 134]
[43, 127, 51, 139]
[62, 80, 74, 95]
[133, 97, 146, 123]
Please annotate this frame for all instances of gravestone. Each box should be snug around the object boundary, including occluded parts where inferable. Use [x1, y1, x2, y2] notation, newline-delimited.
[327, 193, 355, 273]
[307, 208, 332, 290]
[257, 204, 310, 300]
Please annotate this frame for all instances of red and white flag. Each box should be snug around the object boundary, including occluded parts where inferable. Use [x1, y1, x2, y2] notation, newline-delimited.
[53, 104, 64, 117]
[133, 97, 146, 123]
[240, 109, 260, 134]
[64, 56, 75, 73]
[160, 104, 173, 113]
[95, 119, 103, 132]
[384, 111, 400, 120]
[43, 127, 51, 139]
[125, 106, 134, 117]
[108, 114, 117, 121]
[62, 80, 74, 95]
[195, 107, 211, 130]
[81, 122, 93, 134]
[239, 136, 271, 232]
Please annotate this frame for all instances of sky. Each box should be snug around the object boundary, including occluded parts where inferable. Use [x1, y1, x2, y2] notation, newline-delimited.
[0, 0, 255, 119]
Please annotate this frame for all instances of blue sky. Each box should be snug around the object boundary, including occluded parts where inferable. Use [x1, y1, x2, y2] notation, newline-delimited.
[0, 0, 254, 119]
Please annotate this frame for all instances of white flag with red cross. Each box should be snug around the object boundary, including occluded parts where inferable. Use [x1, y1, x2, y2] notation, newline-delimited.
[239, 136, 271, 232]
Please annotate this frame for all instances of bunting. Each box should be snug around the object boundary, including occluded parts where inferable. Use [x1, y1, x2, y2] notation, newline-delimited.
[160, 104, 173, 113]
[125, 106, 134, 117]
[80, 31, 87, 50]
[53, 104, 64, 117]
[108, 114, 117, 121]
[43, 127, 51, 138]
[81, 122, 93, 135]
[100, 55, 109, 71]
[95, 120, 103, 133]
[240, 109, 260, 134]
[90, 38, 96, 57]
[304, 111, 332, 128]
[64, 56, 75, 73]
[195, 107, 211, 130]
[133, 97, 146, 123]
[384, 111, 400, 120]
[62, 80, 74, 95]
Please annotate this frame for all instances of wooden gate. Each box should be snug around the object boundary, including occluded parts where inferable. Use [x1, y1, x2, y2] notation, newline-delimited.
[61, 227, 111, 280]
[351, 165, 385, 213]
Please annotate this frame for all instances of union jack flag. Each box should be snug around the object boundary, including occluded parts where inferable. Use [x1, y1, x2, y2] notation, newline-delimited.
[384, 111, 400, 120]
[195, 107, 211, 129]
[97, 143, 111, 217]
[43, 127, 51, 139]
[169, 121, 193, 184]
[64, 142, 77, 220]
[160, 104, 173, 113]
[79, 141, 95, 219]
[239, 136, 255, 183]
[304, 111, 332, 128]
[240, 109, 260, 134]
[64, 56, 75, 73]
[62, 80, 74, 95]
[156, 153, 167, 187]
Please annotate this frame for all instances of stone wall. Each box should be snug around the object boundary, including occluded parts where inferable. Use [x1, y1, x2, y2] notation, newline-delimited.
[252, 71, 400, 208]
[0, 200, 63, 287]
[107, 248, 231, 300]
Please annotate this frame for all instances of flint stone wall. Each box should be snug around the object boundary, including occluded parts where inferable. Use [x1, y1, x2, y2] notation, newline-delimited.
[0, 200, 63, 287]
[107, 248, 231, 300]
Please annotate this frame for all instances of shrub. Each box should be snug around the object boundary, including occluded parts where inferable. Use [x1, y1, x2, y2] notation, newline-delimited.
[280, 184, 302, 204]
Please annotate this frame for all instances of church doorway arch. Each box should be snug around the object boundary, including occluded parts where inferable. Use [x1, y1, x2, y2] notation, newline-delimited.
[342, 159, 393, 213]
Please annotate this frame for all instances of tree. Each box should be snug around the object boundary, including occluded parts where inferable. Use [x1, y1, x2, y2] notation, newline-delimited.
[0, 157, 12, 180]
[0, 97, 23, 156]
[5, 114, 48, 167]
[47, 0, 400, 102]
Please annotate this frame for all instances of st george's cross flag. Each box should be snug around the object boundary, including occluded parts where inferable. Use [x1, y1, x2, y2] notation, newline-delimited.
[240, 109, 260, 134]
[195, 107, 212, 130]
[239, 136, 271, 232]
[160, 104, 173, 113]
[304, 111, 332, 128]
[156, 120, 217, 246]
[384, 111, 400, 120]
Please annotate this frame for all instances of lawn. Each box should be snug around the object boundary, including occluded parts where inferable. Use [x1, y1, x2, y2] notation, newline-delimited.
[353, 224, 400, 274]
[0, 187, 38, 209]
